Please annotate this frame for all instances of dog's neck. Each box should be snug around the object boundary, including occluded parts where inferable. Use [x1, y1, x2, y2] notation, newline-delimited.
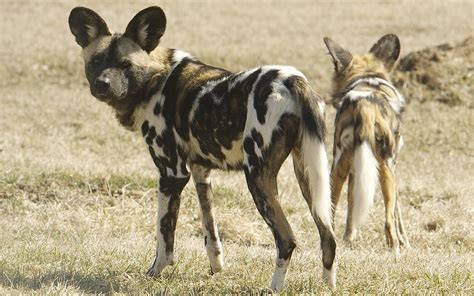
[112, 48, 179, 131]
[127, 48, 230, 133]
[333, 75, 405, 113]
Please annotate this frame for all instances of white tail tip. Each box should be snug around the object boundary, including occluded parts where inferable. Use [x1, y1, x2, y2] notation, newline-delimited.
[351, 141, 379, 229]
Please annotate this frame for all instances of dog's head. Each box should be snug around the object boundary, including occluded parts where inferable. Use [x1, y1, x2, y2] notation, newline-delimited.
[69, 6, 167, 103]
[323, 34, 401, 93]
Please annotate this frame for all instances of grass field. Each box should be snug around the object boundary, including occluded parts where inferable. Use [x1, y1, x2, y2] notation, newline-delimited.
[1, 0, 473, 294]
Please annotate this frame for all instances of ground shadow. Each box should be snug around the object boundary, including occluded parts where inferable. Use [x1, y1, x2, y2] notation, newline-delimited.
[0, 270, 125, 294]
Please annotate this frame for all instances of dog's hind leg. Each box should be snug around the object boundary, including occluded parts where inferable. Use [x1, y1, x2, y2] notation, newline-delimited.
[293, 146, 337, 289]
[343, 174, 358, 242]
[190, 164, 224, 274]
[395, 188, 410, 248]
[330, 149, 352, 230]
[243, 115, 299, 292]
[379, 163, 400, 255]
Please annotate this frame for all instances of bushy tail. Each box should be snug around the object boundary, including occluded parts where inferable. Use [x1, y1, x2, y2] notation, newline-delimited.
[289, 76, 332, 227]
[351, 102, 381, 229]
[352, 141, 379, 229]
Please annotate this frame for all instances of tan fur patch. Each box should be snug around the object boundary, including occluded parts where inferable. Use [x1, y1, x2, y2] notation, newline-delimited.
[81, 35, 113, 62]
[118, 39, 169, 70]
[332, 54, 390, 96]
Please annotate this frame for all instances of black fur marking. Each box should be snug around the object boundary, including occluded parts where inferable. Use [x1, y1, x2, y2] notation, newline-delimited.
[177, 145, 189, 176]
[124, 7, 166, 53]
[69, 7, 111, 48]
[149, 59, 194, 177]
[245, 179, 296, 261]
[156, 135, 163, 147]
[254, 70, 280, 124]
[190, 156, 219, 169]
[301, 102, 325, 140]
[317, 222, 337, 269]
[161, 58, 190, 128]
[172, 59, 230, 142]
[265, 113, 300, 173]
[149, 146, 166, 176]
[195, 183, 218, 242]
[243, 136, 261, 178]
[178, 87, 204, 141]
[245, 113, 299, 260]
[353, 114, 363, 146]
[284, 75, 325, 140]
[160, 193, 180, 253]
[159, 175, 190, 196]
[141, 120, 149, 136]
[154, 103, 161, 115]
[251, 128, 264, 148]
[107, 36, 120, 65]
[189, 69, 261, 164]
[146, 126, 156, 145]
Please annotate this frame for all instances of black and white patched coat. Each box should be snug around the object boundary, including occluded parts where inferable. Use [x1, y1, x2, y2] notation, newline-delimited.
[135, 49, 321, 183]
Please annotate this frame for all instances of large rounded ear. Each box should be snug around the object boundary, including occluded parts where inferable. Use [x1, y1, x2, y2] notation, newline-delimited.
[124, 6, 166, 53]
[369, 34, 401, 71]
[69, 7, 111, 48]
[323, 37, 353, 73]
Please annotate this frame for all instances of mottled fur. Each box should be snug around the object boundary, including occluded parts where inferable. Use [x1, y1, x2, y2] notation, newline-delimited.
[69, 6, 336, 292]
[324, 34, 410, 253]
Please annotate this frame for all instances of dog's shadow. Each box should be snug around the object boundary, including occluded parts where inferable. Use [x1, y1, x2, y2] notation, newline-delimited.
[0, 270, 124, 294]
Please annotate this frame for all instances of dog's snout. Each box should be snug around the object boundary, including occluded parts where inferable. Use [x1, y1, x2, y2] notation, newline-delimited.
[94, 77, 111, 92]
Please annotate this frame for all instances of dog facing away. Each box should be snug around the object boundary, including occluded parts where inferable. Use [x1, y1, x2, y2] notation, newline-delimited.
[324, 34, 410, 254]
[69, 6, 336, 292]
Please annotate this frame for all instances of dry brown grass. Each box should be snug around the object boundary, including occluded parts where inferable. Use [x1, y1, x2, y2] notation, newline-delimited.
[1, 0, 473, 294]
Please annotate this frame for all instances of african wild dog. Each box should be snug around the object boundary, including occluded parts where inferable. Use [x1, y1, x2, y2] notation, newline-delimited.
[324, 34, 410, 254]
[69, 6, 336, 291]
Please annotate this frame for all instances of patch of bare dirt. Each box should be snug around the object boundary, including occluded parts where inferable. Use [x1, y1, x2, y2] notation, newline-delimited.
[394, 36, 474, 107]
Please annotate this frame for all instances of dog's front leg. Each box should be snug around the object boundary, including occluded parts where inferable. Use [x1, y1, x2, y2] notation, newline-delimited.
[147, 175, 190, 277]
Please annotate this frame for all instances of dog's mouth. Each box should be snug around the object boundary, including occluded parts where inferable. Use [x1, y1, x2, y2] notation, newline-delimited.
[93, 92, 112, 103]
[91, 89, 123, 102]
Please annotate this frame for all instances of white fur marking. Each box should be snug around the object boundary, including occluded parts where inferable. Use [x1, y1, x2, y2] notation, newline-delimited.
[149, 191, 175, 275]
[133, 51, 192, 131]
[303, 135, 332, 226]
[352, 141, 379, 229]
[346, 90, 373, 101]
[323, 264, 337, 289]
[270, 258, 290, 292]
[334, 147, 342, 167]
[345, 77, 405, 113]
[85, 24, 97, 39]
[138, 23, 149, 45]
[172, 50, 193, 63]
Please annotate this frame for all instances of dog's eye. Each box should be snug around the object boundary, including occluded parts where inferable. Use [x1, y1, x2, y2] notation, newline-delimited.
[121, 60, 132, 68]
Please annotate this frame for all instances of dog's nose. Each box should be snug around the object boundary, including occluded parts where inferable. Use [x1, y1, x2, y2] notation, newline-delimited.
[94, 77, 110, 92]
